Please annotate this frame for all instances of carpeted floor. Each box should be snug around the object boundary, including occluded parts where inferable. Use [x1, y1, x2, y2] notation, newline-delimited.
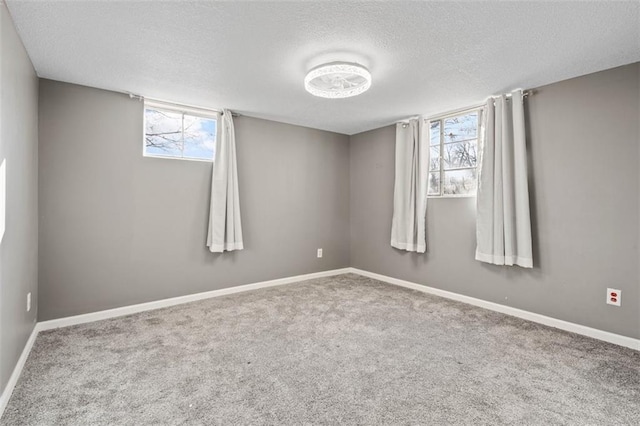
[2, 274, 639, 425]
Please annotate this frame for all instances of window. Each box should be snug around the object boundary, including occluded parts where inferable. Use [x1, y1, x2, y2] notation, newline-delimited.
[428, 109, 481, 197]
[144, 101, 217, 161]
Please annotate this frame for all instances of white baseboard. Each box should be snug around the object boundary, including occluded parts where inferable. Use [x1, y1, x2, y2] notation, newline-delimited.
[38, 268, 352, 331]
[348, 267, 640, 351]
[0, 324, 39, 417]
[0, 267, 350, 419]
[2, 266, 637, 420]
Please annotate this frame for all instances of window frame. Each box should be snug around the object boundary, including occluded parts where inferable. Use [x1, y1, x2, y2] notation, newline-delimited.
[143, 100, 219, 162]
[427, 106, 483, 198]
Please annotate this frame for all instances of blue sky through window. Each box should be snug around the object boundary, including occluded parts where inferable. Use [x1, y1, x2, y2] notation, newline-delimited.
[144, 107, 217, 161]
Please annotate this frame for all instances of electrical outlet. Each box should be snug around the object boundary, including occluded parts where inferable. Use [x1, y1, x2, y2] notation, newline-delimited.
[27, 292, 31, 312]
[317, 248, 323, 258]
[606, 288, 621, 306]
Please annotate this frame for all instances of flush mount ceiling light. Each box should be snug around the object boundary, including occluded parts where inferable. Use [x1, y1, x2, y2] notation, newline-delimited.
[304, 62, 371, 99]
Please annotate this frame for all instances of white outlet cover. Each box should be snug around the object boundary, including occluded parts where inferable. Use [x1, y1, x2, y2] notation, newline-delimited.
[27, 292, 31, 312]
[317, 248, 323, 258]
[606, 288, 621, 306]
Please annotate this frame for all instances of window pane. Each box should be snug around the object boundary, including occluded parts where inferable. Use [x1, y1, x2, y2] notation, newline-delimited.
[443, 169, 477, 196]
[430, 146, 440, 171]
[443, 112, 478, 143]
[428, 171, 440, 195]
[442, 140, 477, 169]
[183, 115, 216, 160]
[429, 121, 440, 146]
[144, 108, 183, 157]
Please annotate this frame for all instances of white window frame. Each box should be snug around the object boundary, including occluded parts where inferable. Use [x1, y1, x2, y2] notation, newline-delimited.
[427, 106, 483, 198]
[143, 100, 218, 162]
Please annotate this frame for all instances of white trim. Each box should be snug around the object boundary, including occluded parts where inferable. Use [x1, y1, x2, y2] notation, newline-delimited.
[1, 267, 638, 419]
[428, 107, 482, 198]
[38, 268, 351, 331]
[142, 101, 218, 162]
[144, 99, 220, 118]
[142, 154, 213, 163]
[0, 325, 39, 416]
[425, 104, 485, 123]
[1, 268, 348, 419]
[348, 268, 639, 351]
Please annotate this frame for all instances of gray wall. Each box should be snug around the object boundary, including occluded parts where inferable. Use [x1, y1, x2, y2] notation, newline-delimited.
[38, 64, 640, 340]
[350, 63, 640, 339]
[0, 1, 39, 396]
[38, 79, 350, 320]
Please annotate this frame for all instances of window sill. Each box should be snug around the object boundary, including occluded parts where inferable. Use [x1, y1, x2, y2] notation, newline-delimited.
[143, 154, 213, 163]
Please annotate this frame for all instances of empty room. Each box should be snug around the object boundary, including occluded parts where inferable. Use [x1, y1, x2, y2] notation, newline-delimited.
[1, 0, 639, 424]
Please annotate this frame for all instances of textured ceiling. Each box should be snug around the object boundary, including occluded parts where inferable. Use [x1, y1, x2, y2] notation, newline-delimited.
[6, 0, 640, 135]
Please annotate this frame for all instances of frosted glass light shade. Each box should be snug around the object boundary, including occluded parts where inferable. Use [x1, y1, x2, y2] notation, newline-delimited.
[304, 62, 371, 99]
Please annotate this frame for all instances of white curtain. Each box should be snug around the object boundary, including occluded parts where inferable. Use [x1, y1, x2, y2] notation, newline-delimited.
[476, 90, 533, 267]
[391, 118, 429, 253]
[207, 109, 244, 252]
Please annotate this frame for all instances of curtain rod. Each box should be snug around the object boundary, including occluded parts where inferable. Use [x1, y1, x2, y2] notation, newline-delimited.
[127, 92, 240, 117]
[396, 89, 534, 125]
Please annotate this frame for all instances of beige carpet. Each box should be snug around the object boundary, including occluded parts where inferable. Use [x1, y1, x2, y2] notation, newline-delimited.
[2, 274, 639, 425]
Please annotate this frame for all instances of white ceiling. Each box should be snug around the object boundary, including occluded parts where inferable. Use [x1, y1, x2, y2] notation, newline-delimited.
[6, 1, 640, 135]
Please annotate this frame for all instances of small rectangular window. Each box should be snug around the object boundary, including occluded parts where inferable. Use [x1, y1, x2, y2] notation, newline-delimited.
[428, 109, 481, 197]
[144, 102, 217, 161]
